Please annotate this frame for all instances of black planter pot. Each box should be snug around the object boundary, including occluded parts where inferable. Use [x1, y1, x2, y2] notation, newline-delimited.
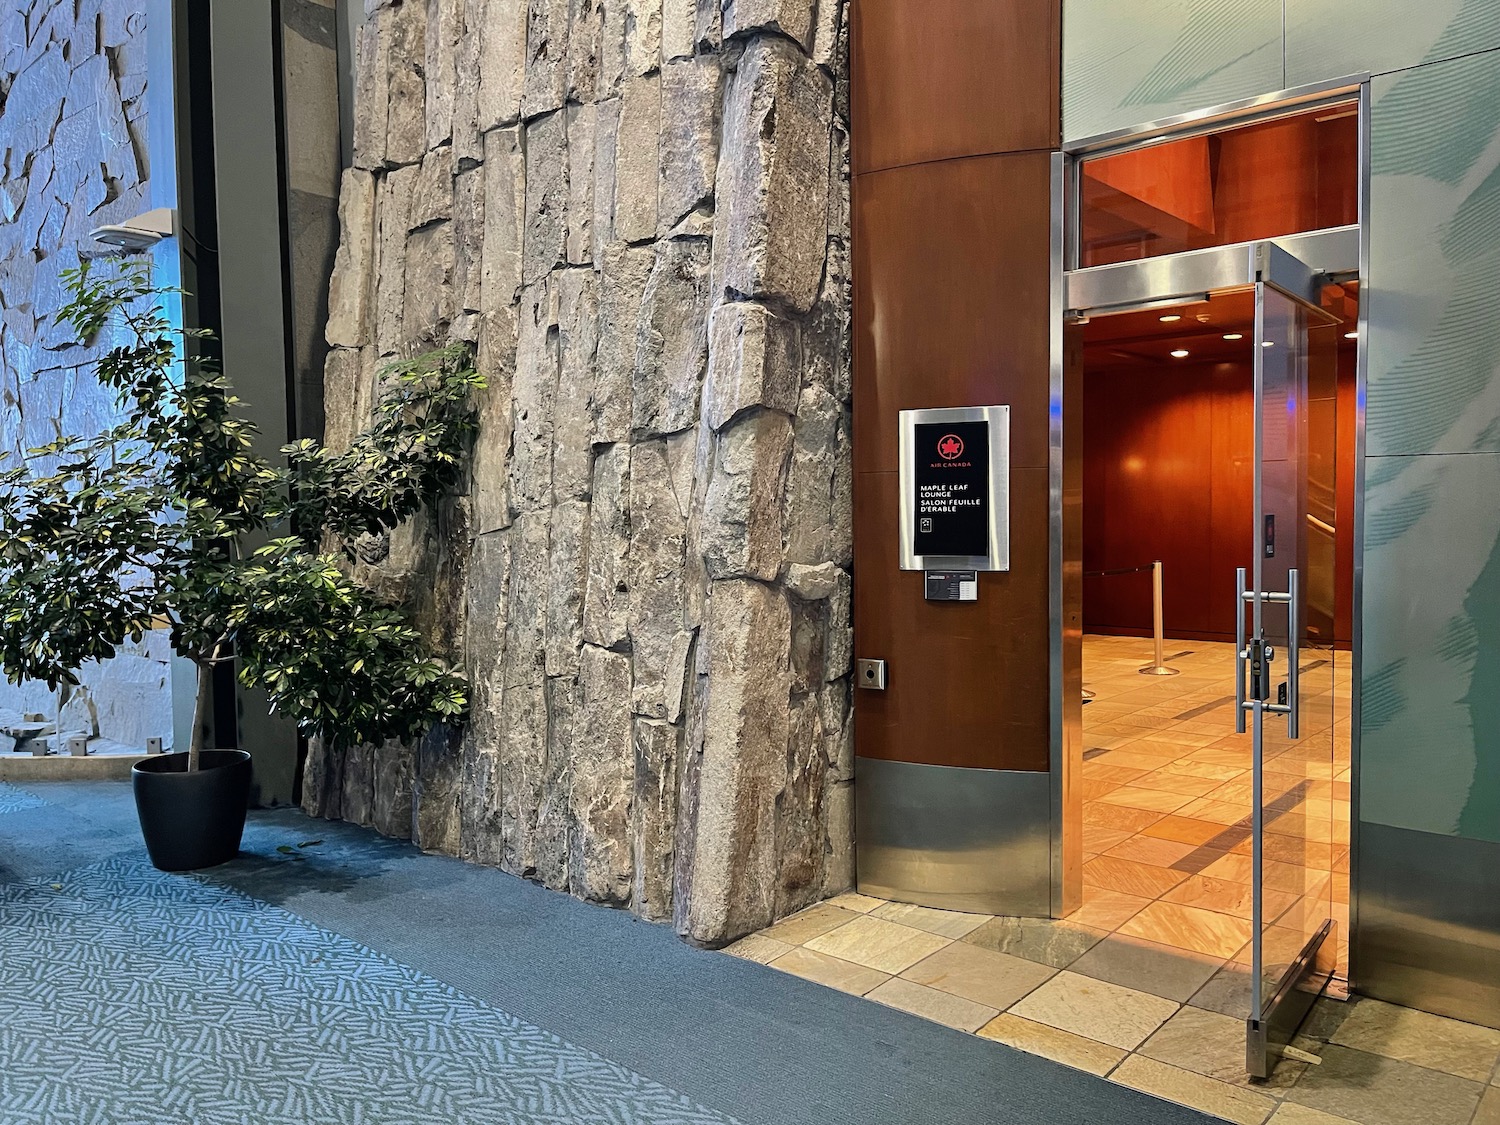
[132, 749, 253, 872]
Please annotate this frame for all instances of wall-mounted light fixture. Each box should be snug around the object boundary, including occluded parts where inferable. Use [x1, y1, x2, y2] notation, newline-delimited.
[88, 207, 176, 251]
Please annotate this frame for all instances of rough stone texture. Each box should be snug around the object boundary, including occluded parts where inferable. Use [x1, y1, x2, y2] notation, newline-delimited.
[307, 0, 852, 946]
[0, 0, 172, 749]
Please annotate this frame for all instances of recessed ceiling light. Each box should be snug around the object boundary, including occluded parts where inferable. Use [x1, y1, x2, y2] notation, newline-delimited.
[1223, 333, 1244, 341]
[1159, 314, 1182, 323]
[1262, 341, 1274, 347]
[1171, 348, 1190, 358]
[1344, 330, 1357, 339]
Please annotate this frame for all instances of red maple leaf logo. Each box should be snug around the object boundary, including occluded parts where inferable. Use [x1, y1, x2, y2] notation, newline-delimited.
[937, 434, 964, 460]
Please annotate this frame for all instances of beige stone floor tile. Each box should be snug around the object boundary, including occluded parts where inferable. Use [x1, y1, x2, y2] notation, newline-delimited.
[1095, 749, 1184, 771]
[900, 939, 1055, 1010]
[1475, 1086, 1500, 1125]
[1009, 970, 1179, 1050]
[1176, 797, 1252, 826]
[865, 977, 999, 1033]
[1286, 1044, 1485, 1125]
[804, 914, 952, 975]
[1134, 772, 1225, 798]
[1200, 851, 1255, 883]
[1068, 933, 1223, 1003]
[1085, 763, 1150, 786]
[767, 946, 889, 996]
[1187, 962, 1253, 1017]
[1084, 801, 1168, 834]
[825, 891, 885, 914]
[1084, 854, 1191, 898]
[1266, 1105, 1361, 1125]
[1118, 900, 1251, 959]
[1111, 1056, 1277, 1125]
[963, 915, 1106, 969]
[872, 900, 989, 939]
[760, 902, 862, 946]
[1101, 834, 1200, 870]
[1143, 815, 1242, 847]
[1330, 997, 1500, 1082]
[1081, 777, 1124, 801]
[722, 933, 794, 965]
[1096, 786, 1194, 814]
[1067, 888, 1152, 931]
[1163, 873, 1298, 921]
[1140, 1004, 1305, 1091]
[1081, 824, 1134, 853]
[977, 1013, 1127, 1077]
[1162, 760, 1246, 782]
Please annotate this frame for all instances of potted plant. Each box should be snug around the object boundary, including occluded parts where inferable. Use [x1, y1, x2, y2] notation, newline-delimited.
[0, 262, 478, 870]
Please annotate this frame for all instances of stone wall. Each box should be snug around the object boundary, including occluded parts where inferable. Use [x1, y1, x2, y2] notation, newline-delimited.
[304, 0, 852, 945]
[0, 0, 172, 747]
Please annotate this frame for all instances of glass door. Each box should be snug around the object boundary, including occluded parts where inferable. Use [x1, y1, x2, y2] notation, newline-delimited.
[1240, 259, 1338, 1079]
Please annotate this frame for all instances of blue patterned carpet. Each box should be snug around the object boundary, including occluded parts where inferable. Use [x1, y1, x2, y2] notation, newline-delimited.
[0, 781, 1221, 1125]
[0, 856, 736, 1125]
[0, 782, 45, 816]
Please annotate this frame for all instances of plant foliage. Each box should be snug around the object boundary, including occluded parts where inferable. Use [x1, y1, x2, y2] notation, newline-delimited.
[0, 261, 478, 766]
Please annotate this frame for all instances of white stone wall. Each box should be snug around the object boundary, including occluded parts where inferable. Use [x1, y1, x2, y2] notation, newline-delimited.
[307, 0, 852, 944]
[0, 0, 172, 748]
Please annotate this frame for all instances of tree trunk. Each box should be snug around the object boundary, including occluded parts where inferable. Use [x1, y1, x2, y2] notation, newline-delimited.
[188, 659, 212, 773]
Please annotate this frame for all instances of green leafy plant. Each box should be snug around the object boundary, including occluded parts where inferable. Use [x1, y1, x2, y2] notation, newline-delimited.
[0, 261, 480, 770]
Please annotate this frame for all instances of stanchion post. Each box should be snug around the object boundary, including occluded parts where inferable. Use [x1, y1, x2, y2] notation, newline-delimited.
[1140, 559, 1180, 676]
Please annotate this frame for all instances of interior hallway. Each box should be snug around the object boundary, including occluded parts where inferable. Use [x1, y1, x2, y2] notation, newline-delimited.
[733, 638, 1500, 1125]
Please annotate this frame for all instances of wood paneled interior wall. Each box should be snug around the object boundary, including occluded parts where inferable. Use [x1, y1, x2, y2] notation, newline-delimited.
[851, 0, 1061, 772]
[1082, 349, 1356, 644]
[1079, 110, 1358, 267]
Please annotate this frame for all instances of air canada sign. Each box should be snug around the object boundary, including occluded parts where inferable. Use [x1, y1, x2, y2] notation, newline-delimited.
[913, 420, 990, 558]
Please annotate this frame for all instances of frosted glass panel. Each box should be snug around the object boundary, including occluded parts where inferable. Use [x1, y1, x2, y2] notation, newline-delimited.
[1287, 0, 1500, 87]
[1367, 50, 1500, 458]
[1062, 0, 1282, 142]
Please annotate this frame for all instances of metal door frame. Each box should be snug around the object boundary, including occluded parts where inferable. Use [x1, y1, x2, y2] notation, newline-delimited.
[1048, 75, 1372, 1078]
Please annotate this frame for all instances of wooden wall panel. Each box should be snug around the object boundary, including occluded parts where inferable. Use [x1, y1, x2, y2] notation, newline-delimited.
[852, 154, 1054, 477]
[852, 151, 1056, 773]
[851, 0, 1059, 174]
[1083, 362, 1239, 639]
[1082, 358, 1356, 644]
[854, 469, 1052, 771]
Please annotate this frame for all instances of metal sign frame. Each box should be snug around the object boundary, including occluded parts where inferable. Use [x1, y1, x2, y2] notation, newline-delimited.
[898, 405, 1010, 572]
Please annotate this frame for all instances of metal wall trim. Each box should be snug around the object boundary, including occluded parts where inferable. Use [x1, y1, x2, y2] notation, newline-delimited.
[1348, 78, 1372, 992]
[1048, 151, 1079, 917]
[1065, 228, 1359, 317]
[1063, 73, 1369, 156]
[856, 758, 1052, 916]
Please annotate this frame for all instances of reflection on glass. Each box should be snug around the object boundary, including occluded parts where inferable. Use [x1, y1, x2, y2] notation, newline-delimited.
[1079, 104, 1358, 268]
[1250, 284, 1337, 1020]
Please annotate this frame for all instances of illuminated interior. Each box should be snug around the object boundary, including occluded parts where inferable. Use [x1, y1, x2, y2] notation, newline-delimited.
[1071, 286, 1357, 981]
[1078, 103, 1359, 267]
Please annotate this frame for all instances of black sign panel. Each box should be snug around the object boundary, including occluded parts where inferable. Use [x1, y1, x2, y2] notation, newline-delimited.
[912, 420, 990, 558]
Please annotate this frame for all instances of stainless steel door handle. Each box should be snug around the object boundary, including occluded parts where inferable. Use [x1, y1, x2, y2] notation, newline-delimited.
[1286, 568, 1300, 740]
[1235, 566, 1300, 739]
[1236, 568, 1247, 734]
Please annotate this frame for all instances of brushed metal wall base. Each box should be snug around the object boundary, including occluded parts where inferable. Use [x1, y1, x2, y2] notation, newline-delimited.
[855, 757, 1051, 916]
[1354, 823, 1500, 1029]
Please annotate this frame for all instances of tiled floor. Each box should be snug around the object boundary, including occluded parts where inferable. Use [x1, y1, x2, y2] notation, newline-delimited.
[728, 636, 1500, 1124]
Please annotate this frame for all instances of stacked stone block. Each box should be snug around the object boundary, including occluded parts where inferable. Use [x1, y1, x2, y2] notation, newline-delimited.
[307, 0, 852, 945]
